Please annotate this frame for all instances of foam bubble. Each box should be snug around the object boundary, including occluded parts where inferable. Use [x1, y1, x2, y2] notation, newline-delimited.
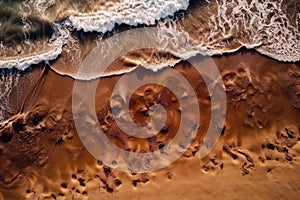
[68, 0, 190, 32]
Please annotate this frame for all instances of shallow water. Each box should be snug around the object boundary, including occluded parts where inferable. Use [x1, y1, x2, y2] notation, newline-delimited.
[0, 0, 298, 71]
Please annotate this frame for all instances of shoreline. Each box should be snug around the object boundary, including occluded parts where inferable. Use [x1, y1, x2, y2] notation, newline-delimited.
[1, 0, 299, 71]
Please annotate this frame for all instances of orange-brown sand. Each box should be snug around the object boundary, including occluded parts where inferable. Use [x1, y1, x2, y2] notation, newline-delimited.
[0, 50, 299, 200]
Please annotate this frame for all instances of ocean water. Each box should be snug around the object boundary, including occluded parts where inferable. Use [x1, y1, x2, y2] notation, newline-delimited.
[0, 0, 299, 72]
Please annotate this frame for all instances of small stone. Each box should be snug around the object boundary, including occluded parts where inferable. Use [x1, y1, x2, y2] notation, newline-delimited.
[160, 127, 169, 134]
[286, 154, 293, 161]
[167, 172, 173, 179]
[78, 178, 85, 185]
[158, 142, 165, 149]
[51, 193, 56, 199]
[221, 126, 226, 135]
[220, 163, 224, 169]
[140, 173, 149, 184]
[114, 179, 122, 186]
[106, 187, 114, 193]
[132, 180, 140, 187]
[242, 168, 249, 175]
[202, 165, 210, 172]
[112, 160, 117, 166]
[16, 45, 22, 54]
[97, 160, 103, 166]
[80, 182, 86, 187]
[61, 183, 67, 189]
[103, 166, 111, 176]
[131, 172, 137, 176]
[210, 158, 218, 165]
[71, 174, 77, 179]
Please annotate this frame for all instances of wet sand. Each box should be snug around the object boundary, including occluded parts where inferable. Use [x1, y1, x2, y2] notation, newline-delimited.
[0, 49, 299, 199]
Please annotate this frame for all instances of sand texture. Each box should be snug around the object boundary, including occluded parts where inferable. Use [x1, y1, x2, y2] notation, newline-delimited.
[0, 50, 299, 199]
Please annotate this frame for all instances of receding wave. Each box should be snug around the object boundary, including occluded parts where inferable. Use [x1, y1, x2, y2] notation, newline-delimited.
[0, 0, 299, 72]
[163, 0, 300, 62]
[68, 0, 190, 32]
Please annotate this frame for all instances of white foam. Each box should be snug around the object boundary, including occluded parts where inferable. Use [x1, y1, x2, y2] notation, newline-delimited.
[209, 0, 300, 62]
[0, 0, 299, 73]
[31, 0, 56, 16]
[0, 46, 61, 70]
[0, 0, 190, 71]
[68, 0, 190, 32]
[0, 71, 21, 121]
[0, 23, 70, 70]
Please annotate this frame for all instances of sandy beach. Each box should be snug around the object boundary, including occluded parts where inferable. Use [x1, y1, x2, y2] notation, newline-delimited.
[0, 49, 299, 199]
[0, 0, 299, 199]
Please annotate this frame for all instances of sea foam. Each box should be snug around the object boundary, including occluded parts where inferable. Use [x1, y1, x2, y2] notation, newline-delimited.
[68, 0, 190, 32]
[0, 22, 69, 70]
[0, 0, 299, 73]
[0, 0, 190, 71]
